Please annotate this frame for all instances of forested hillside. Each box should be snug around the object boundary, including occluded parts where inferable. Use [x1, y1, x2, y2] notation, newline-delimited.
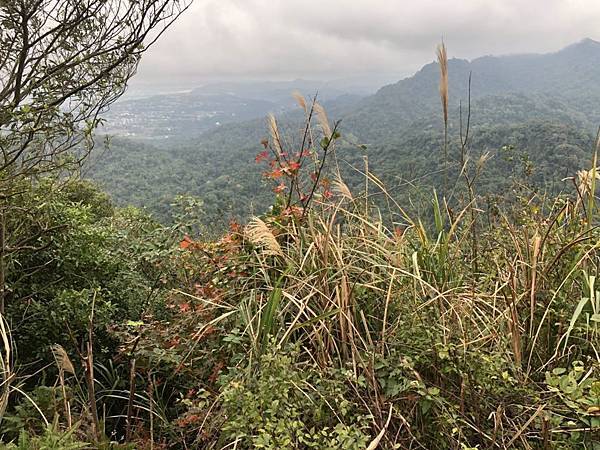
[346, 38, 600, 136]
[88, 118, 594, 229]
[88, 39, 600, 225]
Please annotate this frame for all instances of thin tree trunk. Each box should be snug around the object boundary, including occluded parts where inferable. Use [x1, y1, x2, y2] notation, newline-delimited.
[125, 357, 137, 441]
[85, 292, 100, 440]
[85, 340, 100, 440]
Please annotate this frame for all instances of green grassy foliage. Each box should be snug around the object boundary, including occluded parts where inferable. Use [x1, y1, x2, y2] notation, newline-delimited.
[2, 46, 600, 448]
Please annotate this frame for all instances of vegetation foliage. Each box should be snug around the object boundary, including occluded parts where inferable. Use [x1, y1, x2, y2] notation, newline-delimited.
[0, 6, 598, 448]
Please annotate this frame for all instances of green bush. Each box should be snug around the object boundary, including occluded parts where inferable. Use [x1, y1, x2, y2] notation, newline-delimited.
[5, 179, 175, 366]
[218, 345, 371, 449]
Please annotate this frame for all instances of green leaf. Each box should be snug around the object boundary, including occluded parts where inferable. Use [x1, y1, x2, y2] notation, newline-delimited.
[563, 295, 590, 351]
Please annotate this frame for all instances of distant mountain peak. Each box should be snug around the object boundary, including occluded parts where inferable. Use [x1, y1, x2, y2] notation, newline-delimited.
[559, 37, 600, 53]
[579, 37, 600, 45]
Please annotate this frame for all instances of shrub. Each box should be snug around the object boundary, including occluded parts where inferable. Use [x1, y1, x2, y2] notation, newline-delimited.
[218, 344, 371, 449]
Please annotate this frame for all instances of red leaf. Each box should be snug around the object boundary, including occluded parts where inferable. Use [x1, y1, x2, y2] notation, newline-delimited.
[283, 206, 304, 218]
[255, 150, 269, 163]
[394, 226, 405, 238]
[229, 220, 242, 233]
[179, 235, 193, 249]
[264, 168, 283, 179]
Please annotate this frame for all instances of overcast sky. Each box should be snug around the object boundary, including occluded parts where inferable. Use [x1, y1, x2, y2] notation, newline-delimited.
[134, 0, 600, 86]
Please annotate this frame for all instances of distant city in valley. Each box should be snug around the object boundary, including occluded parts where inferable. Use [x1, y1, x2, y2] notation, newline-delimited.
[101, 75, 403, 139]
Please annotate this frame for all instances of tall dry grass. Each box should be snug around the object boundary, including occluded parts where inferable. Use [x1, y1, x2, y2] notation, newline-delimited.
[187, 46, 600, 447]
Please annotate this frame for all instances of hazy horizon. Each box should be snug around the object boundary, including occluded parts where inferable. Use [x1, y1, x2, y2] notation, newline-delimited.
[124, 36, 599, 101]
[130, 0, 600, 90]
[123, 71, 407, 99]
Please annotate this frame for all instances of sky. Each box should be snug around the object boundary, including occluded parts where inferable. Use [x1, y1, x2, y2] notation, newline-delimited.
[133, 0, 600, 87]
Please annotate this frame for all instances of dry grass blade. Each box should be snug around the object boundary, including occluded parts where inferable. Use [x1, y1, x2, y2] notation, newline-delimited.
[292, 90, 307, 112]
[529, 232, 541, 337]
[436, 42, 449, 127]
[51, 344, 75, 375]
[51, 343, 74, 428]
[314, 102, 332, 137]
[576, 167, 600, 195]
[366, 403, 393, 450]
[0, 314, 13, 422]
[268, 113, 283, 154]
[332, 177, 353, 200]
[245, 217, 283, 256]
[506, 403, 546, 448]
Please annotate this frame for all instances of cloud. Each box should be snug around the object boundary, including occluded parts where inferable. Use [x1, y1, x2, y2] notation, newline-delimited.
[134, 0, 600, 83]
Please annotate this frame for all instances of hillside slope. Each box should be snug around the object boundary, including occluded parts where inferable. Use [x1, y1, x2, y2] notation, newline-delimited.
[88, 39, 600, 223]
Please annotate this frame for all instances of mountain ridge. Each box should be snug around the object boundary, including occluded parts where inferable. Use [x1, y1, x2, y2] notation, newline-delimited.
[89, 39, 600, 223]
